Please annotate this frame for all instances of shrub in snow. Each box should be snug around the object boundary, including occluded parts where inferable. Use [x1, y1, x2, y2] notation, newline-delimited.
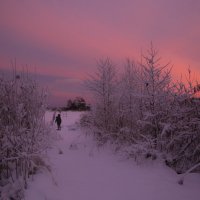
[0, 70, 50, 197]
[79, 112, 93, 128]
[162, 73, 200, 173]
[83, 44, 200, 176]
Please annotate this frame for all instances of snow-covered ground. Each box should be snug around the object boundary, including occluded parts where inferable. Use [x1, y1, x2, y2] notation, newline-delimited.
[25, 111, 200, 200]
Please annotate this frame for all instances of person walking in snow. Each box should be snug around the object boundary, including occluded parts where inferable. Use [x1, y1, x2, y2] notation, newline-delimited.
[55, 114, 62, 130]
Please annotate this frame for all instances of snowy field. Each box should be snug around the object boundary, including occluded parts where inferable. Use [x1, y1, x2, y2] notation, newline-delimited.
[25, 111, 200, 200]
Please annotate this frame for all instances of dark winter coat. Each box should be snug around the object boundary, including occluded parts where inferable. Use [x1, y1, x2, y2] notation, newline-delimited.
[55, 115, 62, 125]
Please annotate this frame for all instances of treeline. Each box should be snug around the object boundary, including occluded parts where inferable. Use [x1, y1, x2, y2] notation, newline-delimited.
[50, 97, 90, 111]
[0, 70, 50, 199]
[66, 97, 90, 111]
[82, 44, 200, 174]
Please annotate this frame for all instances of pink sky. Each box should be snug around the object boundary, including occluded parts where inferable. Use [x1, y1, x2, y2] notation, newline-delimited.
[0, 0, 200, 106]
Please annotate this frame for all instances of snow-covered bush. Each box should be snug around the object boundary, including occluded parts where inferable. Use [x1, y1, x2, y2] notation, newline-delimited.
[83, 44, 200, 174]
[0, 70, 49, 198]
[162, 72, 200, 173]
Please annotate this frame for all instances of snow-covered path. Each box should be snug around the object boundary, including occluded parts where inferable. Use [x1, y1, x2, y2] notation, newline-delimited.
[25, 112, 200, 200]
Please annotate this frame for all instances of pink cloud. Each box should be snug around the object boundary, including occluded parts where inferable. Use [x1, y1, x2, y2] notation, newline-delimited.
[1, 0, 200, 105]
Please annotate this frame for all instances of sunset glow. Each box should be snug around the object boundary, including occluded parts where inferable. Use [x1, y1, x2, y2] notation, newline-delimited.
[1, 0, 200, 106]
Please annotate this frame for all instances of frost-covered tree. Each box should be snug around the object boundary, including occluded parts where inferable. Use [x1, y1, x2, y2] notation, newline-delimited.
[138, 43, 172, 149]
[116, 59, 141, 140]
[86, 58, 118, 133]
